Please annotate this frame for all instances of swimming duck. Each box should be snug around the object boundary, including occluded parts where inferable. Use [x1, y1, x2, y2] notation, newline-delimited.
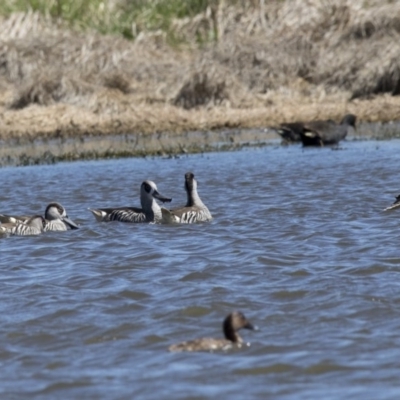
[42, 202, 79, 231]
[384, 194, 400, 211]
[0, 215, 46, 236]
[0, 202, 79, 232]
[161, 172, 212, 224]
[298, 114, 357, 146]
[89, 180, 172, 223]
[168, 311, 258, 352]
[275, 114, 356, 146]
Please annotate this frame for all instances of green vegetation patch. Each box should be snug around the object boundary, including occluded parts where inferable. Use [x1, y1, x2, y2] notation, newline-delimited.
[0, 0, 213, 39]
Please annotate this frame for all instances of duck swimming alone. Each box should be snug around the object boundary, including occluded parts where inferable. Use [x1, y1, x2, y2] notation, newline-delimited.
[0, 215, 46, 236]
[161, 172, 212, 224]
[0, 202, 79, 232]
[89, 180, 172, 223]
[168, 311, 258, 352]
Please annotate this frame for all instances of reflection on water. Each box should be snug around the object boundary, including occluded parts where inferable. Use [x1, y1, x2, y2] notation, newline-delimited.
[1, 140, 400, 398]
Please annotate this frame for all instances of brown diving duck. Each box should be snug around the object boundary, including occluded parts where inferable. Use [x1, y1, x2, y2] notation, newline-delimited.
[168, 311, 258, 352]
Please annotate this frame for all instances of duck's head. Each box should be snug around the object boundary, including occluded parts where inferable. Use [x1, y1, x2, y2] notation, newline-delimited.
[341, 114, 357, 128]
[45, 203, 66, 220]
[223, 311, 258, 343]
[45, 202, 79, 229]
[141, 181, 172, 204]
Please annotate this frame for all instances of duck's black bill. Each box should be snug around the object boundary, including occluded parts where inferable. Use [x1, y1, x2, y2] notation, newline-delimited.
[64, 217, 80, 229]
[154, 191, 172, 203]
[244, 322, 259, 331]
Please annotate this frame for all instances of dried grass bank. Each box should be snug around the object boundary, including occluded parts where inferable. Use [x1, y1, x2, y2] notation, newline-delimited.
[0, 0, 400, 146]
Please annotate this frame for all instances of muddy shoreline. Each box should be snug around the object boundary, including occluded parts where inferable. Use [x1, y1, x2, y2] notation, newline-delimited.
[0, 128, 277, 166]
[1, 120, 399, 167]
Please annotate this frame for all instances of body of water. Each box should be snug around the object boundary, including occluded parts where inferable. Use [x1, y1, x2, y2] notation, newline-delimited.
[1, 140, 400, 399]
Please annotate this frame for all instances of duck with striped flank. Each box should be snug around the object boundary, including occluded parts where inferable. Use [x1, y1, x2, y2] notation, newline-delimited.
[384, 194, 400, 211]
[161, 172, 212, 224]
[0, 215, 46, 236]
[168, 311, 258, 353]
[0, 202, 79, 232]
[89, 180, 172, 223]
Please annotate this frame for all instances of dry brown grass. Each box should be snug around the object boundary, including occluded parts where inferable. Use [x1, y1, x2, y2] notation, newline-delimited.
[1, 0, 400, 142]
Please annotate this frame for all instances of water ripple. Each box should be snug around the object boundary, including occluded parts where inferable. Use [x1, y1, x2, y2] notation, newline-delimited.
[1, 141, 400, 398]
